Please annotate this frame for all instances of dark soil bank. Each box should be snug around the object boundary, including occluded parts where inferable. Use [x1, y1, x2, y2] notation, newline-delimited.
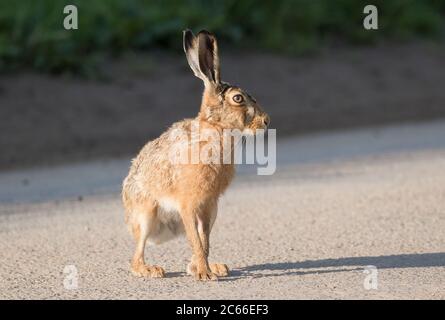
[0, 42, 444, 171]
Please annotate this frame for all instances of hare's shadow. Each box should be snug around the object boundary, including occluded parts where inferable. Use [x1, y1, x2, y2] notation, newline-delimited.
[220, 252, 445, 281]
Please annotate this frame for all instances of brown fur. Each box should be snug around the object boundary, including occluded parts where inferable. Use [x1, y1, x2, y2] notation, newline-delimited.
[122, 30, 269, 281]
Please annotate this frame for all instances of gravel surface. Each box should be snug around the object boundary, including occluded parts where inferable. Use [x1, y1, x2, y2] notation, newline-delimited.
[1, 121, 444, 299]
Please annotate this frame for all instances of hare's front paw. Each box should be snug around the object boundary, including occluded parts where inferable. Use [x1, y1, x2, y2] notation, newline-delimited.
[131, 264, 165, 278]
[209, 263, 229, 277]
[187, 263, 218, 281]
[195, 269, 218, 281]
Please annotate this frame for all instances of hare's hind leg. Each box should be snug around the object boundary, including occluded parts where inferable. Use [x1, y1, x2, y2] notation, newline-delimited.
[128, 200, 165, 278]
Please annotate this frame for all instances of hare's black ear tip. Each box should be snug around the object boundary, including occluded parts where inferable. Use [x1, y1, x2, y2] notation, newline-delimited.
[198, 30, 214, 37]
[183, 29, 195, 49]
[183, 29, 194, 40]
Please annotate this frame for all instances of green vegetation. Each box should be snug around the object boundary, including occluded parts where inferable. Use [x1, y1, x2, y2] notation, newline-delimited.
[0, 0, 444, 75]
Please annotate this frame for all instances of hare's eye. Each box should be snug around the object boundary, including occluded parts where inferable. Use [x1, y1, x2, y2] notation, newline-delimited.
[232, 94, 244, 104]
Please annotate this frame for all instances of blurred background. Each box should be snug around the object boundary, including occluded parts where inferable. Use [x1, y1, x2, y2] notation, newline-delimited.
[2, 1, 445, 300]
[0, 0, 444, 171]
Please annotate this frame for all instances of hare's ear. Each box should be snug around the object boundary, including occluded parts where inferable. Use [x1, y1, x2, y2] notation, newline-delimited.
[183, 29, 221, 86]
[183, 29, 206, 82]
[197, 30, 220, 85]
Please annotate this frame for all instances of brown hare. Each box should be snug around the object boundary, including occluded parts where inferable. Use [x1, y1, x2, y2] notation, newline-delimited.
[122, 29, 270, 281]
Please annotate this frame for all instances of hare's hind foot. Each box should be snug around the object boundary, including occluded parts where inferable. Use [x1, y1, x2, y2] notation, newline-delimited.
[131, 263, 165, 278]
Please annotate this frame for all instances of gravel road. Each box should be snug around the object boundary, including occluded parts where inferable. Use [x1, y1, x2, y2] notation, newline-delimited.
[1, 121, 444, 299]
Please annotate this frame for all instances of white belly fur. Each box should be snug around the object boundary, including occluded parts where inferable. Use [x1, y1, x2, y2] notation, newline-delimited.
[148, 197, 184, 245]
